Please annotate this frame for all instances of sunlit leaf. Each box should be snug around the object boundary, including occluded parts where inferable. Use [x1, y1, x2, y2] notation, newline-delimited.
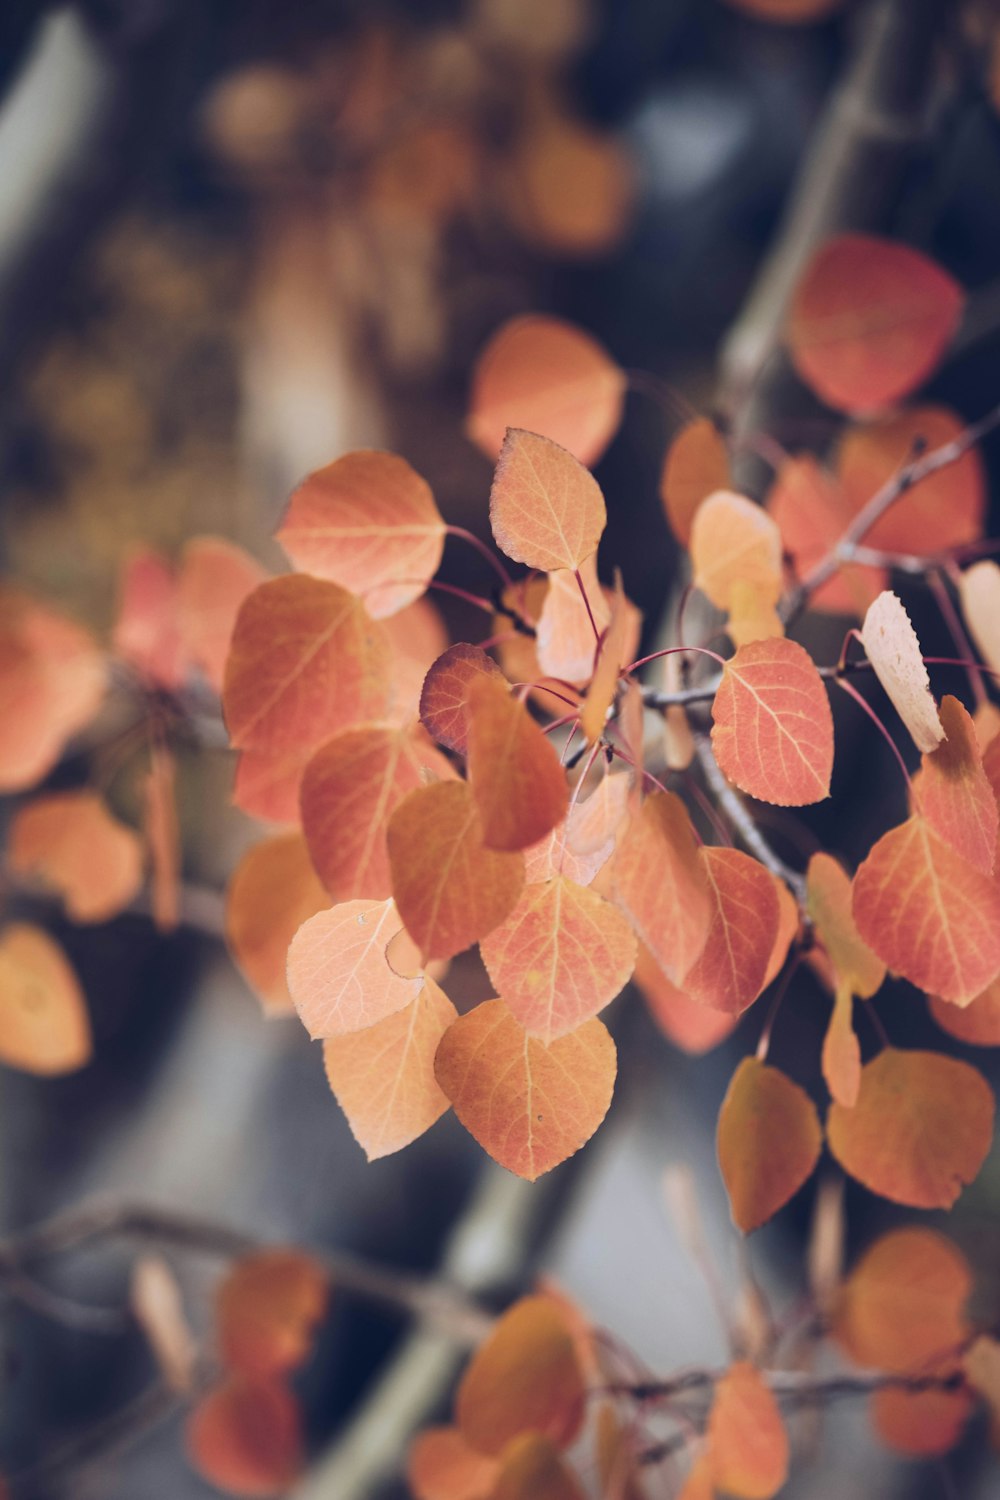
[467, 676, 569, 851]
[467, 315, 625, 467]
[407, 1427, 500, 1500]
[9, 791, 143, 924]
[177, 536, 268, 692]
[717, 1058, 822, 1232]
[612, 792, 711, 984]
[834, 1227, 972, 1373]
[0, 923, 91, 1076]
[388, 782, 525, 960]
[912, 695, 997, 874]
[186, 1375, 303, 1496]
[217, 1250, 329, 1378]
[113, 547, 184, 690]
[276, 451, 445, 619]
[827, 1048, 994, 1208]
[455, 1296, 585, 1456]
[788, 234, 963, 411]
[634, 942, 738, 1054]
[711, 637, 833, 806]
[489, 429, 606, 573]
[682, 848, 780, 1015]
[690, 491, 782, 613]
[420, 644, 507, 756]
[705, 1361, 789, 1499]
[480, 875, 636, 1041]
[323, 977, 456, 1159]
[434, 998, 616, 1180]
[286, 898, 422, 1038]
[226, 833, 329, 1015]
[660, 417, 729, 547]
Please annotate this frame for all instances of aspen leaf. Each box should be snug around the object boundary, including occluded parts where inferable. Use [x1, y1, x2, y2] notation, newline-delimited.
[490, 1434, 586, 1500]
[861, 590, 945, 752]
[226, 833, 328, 1015]
[113, 547, 184, 690]
[690, 492, 782, 613]
[286, 898, 422, 1038]
[822, 985, 861, 1107]
[143, 742, 180, 933]
[660, 417, 729, 546]
[767, 454, 883, 616]
[535, 556, 609, 686]
[186, 1376, 303, 1496]
[217, 1250, 328, 1377]
[579, 581, 632, 744]
[834, 1228, 972, 1373]
[455, 1296, 585, 1456]
[468, 315, 625, 466]
[612, 792, 711, 984]
[929, 980, 1000, 1046]
[232, 744, 312, 825]
[9, 791, 143, 924]
[131, 1255, 197, 1394]
[633, 942, 737, 1054]
[683, 848, 781, 1015]
[725, 580, 784, 650]
[871, 1382, 972, 1457]
[177, 536, 268, 692]
[276, 451, 445, 619]
[717, 1058, 822, 1232]
[960, 560, 1000, 675]
[388, 782, 525, 960]
[300, 723, 454, 901]
[761, 878, 799, 991]
[0, 924, 91, 1076]
[912, 695, 997, 874]
[493, 577, 548, 695]
[224, 575, 391, 755]
[806, 851, 885, 997]
[711, 637, 833, 806]
[788, 234, 963, 411]
[827, 1048, 994, 1208]
[383, 596, 449, 723]
[852, 815, 1000, 1003]
[467, 676, 569, 851]
[420, 644, 507, 756]
[489, 429, 606, 573]
[407, 1427, 500, 1500]
[522, 823, 612, 889]
[323, 977, 456, 1159]
[479, 875, 636, 1041]
[706, 1361, 789, 1500]
[434, 998, 616, 1180]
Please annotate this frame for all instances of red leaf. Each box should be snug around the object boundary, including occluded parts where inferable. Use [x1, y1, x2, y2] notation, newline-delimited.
[682, 848, 780, 1015]
[711, 637, 833, 806]
[186, 1376, 303, 1496]
[420, 644, 507, 756]
[912, 695, 998, 875]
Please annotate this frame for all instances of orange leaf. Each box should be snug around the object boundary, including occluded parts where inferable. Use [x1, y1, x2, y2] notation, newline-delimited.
[467, 317, 624, 467]
[834, 1227, 972, 1373]
[383, 596, 449, 724]
[420, 644, 507, 756]
[827, 1048, 994, 1208]
[535, 557, 609, 686]
[579, 581, 633, 744]
[224, 575, 391, 755]
[388, 782, 525, 960]
[407, 1427, 500, 1500]
[633, 942, 737, 1054]
[434, 998, 616, 1180]
[913, 695, 998, 873]
[9, 791, 143, 924]
[611, 792, 711, 984]
[490, 1434, 586, 1500]
[725, 581, 784, 650]
[524, 774, 630, 887]
[489, 429, 606, 573]
[683, 849, 781, 1015]
[286, 898, 423, 1038]
[705, 1362, 789, 1499]
[0, 923, 91, 1076]
[871, 1382, 972, 1457]
[467, 676, 569, 851]
[788, 234, 963, 412]
[217, 1250, 328, 1378]
[960, 560, 1000, 675]
[821, 985, 861, 1107]
[323, 977, 456, 1159]
[113, 547, 184, 690]
[806, 852, 885, 997]
[186, 1376, 303, 1496]
[929, 980, 1000, 1046]
[761, 878, 799, 990]
[851, 815, 1000, 1003]
[717, 1058, 822, 1232]
[275, 451, 445, 619]
[766, 454, 883, 616]
[301, 723, 454, 901]
[455, 1296, 585, 1456]
[232, 744, 312, 825]
[480, 875, 636, 1042]
[690, 492, 782, 613]
[660, 417, 730, 547]
[711, 637, 833, 806]
[177, 536, 267, 693]
[226, 833, 329, 1015]
[143, 742, 180, 933]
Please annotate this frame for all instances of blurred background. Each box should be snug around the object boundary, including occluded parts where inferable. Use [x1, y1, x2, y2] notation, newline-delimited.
[2, 0, 1000, 1495]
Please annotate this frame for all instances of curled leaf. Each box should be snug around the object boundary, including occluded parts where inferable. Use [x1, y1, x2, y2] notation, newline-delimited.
[859, 590, 944, 754]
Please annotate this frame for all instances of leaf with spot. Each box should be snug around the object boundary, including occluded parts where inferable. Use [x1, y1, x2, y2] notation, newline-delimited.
[489, 429, 606, 573]
[717, 1058, 822, 1232]
[286, 898, 423, 1038]
[711, 637, 833, 806]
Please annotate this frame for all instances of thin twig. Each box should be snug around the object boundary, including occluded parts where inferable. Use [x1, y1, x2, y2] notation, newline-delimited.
[694, 737, 806, 903]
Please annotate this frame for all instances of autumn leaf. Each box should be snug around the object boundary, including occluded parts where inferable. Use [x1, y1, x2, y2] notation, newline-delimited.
[766, 454, 883, 617]
[535, 556, 609, 686]
[612, 792, 710, 984]
[705, 1362, 789, 1499]
[479, 875, 636, 1041]
[633, 942, 737, 1054]
[717, 1058, 822, 1232]
[186, 1376, 303, 1495]
[383, 597, 450, 724]
[579, 580, 631, 744]
[682, 848, 780, 1015]
[822, 986, 861, 1108]
[806, 852, 885, 998]
[225, 833, 329, 1015]
[489, 429, 606, 573]
[851, 815, 1000, 1003]
[177, 536, 268, 692]
[660, 417, 729, 546]
[131, 1255, 197, 1395]
[833, 1228, 972, 1373]
[323, 977, 456, 1159]
[726, 580, 784, 650]
[455, 1296, 585, 1456]
[467, 315, 625, 466]
[524, 773, 629, 887]
[276, 451, 445, 619]
[761, 878, 800, 991]
[711, 637, 833, 806]
[388, 782, 525, 960]
[216, 1250, 329, 1378]
[489, 1434, 586, 1500]
[787, 233, 963, 411]
[232, 744, 313, 826]
[912, 695, 998, 874]
[420, 644, 507, 756]
[929, 980, 1000, 1046]
[467, 676, 569, 851]
[407, 1427, 500, 1500]
[827, 1048, 994, 1208]
[9, 791, 143, 924]
[503, 106, 633, 260]
[286, 898, 422, 1038]
[434, 998, 616, 1180]
[690, 491, 782, 613]
[0, 924, 92, 1076]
